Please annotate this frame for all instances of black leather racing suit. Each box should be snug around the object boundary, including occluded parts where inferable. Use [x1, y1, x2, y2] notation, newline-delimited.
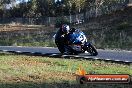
[55, 28, 69, 53]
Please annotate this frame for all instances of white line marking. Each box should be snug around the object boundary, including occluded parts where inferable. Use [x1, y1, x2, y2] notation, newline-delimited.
[115, 60, 121, 62]
[2, 50, 8, 52]
[62, 55, 69, 57]
[51, 54, 58, 55]
[74, 56, 81, 58]
[124, 61, 131, 63]
[94, 58, 99, 60]
[106, 59, 111, 60]
[16, 51, 22, 53]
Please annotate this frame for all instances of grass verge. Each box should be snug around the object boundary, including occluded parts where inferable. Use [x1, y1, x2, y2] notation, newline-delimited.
[0, 52, 131, 88]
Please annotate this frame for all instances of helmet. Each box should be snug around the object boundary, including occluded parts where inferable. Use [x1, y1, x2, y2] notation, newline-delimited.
[61, 24, 70, 34]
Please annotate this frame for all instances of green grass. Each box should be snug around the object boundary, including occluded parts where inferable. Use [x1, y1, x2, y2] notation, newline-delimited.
[0, 52, 131, 88]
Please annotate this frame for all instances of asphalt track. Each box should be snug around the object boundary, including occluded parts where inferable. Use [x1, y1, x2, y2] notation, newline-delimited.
[0, 46, 132, 63]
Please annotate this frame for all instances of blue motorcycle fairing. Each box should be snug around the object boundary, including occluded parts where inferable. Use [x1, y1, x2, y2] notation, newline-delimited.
[68, 30, 86, 44]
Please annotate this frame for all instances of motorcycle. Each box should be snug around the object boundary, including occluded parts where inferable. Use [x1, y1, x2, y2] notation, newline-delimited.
[54, 29, 98, 56]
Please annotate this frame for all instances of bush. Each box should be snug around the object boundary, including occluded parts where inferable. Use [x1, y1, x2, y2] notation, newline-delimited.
[55, 17, 70, 28]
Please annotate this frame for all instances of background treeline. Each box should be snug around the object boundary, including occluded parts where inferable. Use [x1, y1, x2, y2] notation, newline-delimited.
[0, 0, 129, 18]
[0, 0, 131, 50]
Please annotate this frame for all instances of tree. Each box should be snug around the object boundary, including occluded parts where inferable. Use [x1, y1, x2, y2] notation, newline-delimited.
[70, 0, 86, 13]
[0, 0, 16, 17]
[28, 0, 55, 17]
[28, 0, 38, 17]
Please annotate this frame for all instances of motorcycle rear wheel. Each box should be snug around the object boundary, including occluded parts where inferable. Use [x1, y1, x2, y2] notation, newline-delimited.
[57, 45, 65, 54]
[64, 45, 79, 55]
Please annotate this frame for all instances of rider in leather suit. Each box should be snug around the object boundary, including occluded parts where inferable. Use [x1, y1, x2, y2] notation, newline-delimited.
[55, 24, 70, 53]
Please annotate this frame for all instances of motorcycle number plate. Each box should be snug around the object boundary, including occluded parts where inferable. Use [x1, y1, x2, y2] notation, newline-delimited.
[72, 45, 82, 51]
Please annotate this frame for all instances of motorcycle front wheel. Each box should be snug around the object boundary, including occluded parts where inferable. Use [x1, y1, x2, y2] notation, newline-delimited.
[87, 43, 98, 56]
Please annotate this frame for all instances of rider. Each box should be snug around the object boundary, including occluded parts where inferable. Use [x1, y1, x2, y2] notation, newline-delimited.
[55, 24, 71, 53]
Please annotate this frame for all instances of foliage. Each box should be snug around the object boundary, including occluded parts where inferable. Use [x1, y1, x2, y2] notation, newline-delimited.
[0, 0, 128, 18]
[55, 17, 70, 28]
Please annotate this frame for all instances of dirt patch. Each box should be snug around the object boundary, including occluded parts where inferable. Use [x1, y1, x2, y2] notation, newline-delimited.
[2, 71, 76, 83]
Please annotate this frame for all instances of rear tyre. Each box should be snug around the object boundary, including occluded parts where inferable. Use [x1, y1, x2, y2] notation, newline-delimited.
[58, 45, 65, 54]
[64, 45, 76, 55]
[55, 38, 65, 54]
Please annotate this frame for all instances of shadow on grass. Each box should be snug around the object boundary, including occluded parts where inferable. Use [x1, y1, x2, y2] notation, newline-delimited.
[0, 82, 131, 88]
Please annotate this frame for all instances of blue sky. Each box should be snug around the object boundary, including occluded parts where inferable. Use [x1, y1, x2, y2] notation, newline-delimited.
[55, 0, 62, 2]
[16, 0, 62, 3]
[6, 0, 30, 9]
[16, 0, 29, 4]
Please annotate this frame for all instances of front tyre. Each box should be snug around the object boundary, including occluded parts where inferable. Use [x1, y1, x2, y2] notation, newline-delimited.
[87, 44, 98, 56]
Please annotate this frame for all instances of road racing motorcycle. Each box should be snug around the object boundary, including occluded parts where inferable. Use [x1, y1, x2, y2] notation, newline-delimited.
[54, 29, 98, 56]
